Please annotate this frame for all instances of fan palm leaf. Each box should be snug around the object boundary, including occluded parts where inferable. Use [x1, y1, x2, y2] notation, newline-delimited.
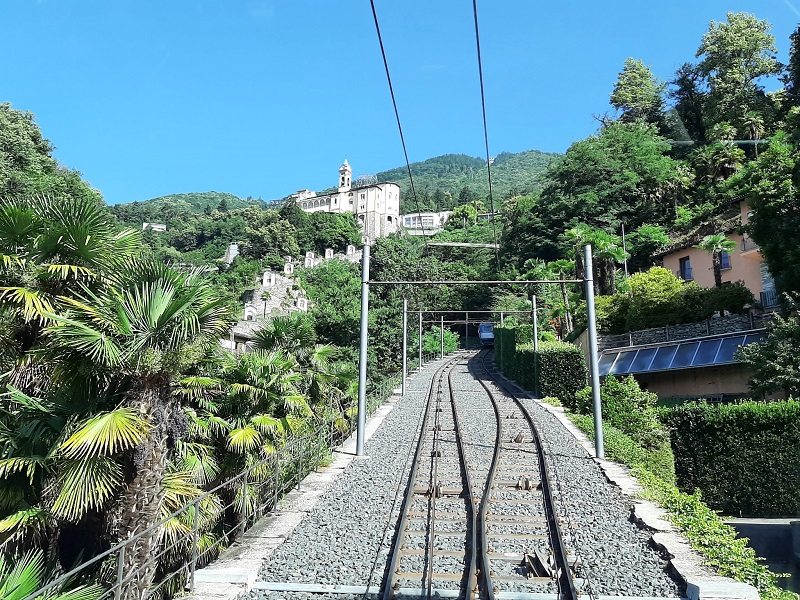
[59, 409, 150, 459]
[49, 458, 122, 521]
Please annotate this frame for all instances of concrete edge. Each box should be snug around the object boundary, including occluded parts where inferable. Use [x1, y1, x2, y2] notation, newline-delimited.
[489, 370, 759, 600]
[188, 378, 415, 600]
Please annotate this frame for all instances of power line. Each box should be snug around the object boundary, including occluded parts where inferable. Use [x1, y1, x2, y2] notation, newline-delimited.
[368, 0, 429, 249]
[470, 0, 501, 272]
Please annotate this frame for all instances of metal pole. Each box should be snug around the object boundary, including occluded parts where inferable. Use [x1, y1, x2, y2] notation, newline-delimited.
[500, 311, 504, 326]
[356, 244, 370, 457]
[584, 244, 604, 459]
[440, 315, 444, 359]
[532, 295, 539, 353]
[621, 223, 629, 279]
[466, 311, 470, 350]
[402, 298, 408, 397]
[418, 311, 423, 368]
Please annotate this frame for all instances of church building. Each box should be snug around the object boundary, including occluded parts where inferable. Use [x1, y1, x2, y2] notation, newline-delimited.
[291, 160, 401, 241]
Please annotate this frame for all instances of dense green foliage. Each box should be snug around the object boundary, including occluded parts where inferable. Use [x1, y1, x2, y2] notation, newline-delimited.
[738, 308, 800, 398]
[594, 267, 754, 333]
[110, 191, 264, 222]
[0, 103, 100, 203]
[375, 151, 558, 214]
[665, 400, 800, 517]
[494, 327, 586, 399]
[569, 414, 794, 600]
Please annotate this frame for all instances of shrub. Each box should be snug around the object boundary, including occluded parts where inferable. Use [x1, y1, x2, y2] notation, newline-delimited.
[569, 414, 792, 600]
[704, 281, 755, 315]
[625, 267, 685, 330]
[664, 400, 800, 516]
[575, 376, 667, 450]
[494, 328, 587, 403]
[738, 310, 800, 398]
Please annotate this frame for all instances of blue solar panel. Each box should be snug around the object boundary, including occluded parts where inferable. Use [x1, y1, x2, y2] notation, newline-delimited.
[716, 335, 746, 363]
[610, 350, 637, 375]
[671, 342, 700, 369]
[598, 352, 617, 376]
[744, 333, 765, 345]
[693, 339, 722, 366]
[650, 345, 679, 371]
[630, 347, 657, 372]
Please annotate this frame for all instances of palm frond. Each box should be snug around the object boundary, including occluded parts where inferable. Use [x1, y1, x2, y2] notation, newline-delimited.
[0, 287, 54, 323]
[0, 456, 46, 484]
[59, 409, 150, 459]
[0, 550, 43, 600]
[49, 458, 122, 521]
[227, 425, 261, 454]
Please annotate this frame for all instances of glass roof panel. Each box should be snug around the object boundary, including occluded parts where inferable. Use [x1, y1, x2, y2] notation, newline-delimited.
[716, 336, 746, 364]
[650, 345, 679, 371]
[671, 342, 700, 369]
[610, 350, 637, 375]
[630, 347, 657, 372]
[598, 352, 618, 377]
[693, 339, 722, 366]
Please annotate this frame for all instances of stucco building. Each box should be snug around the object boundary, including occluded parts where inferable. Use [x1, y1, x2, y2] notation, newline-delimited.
[659, 200, 778, 309]
[292, 160, 400, 242]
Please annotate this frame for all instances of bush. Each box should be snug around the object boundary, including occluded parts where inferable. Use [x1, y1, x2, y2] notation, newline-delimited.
[494, 328, 586, 402]
[569, 414, 792, 600]
[597, 268, 757, 334]
[664, 400, 800, 516]
[626, 267, 685, 330]
[704, 281, 755, 315]
[575, 376, 667, 450]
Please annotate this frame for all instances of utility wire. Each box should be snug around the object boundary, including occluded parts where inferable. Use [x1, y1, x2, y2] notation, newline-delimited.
[369, 0, 429, 249]
[470, 0, 501, 272]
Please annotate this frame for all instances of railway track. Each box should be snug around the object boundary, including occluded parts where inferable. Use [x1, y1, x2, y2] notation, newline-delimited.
[383, 350, 580, 600]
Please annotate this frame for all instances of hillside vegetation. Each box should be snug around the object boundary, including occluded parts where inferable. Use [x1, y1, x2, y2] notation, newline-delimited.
[376, 150, 559, 213]
[111, 191, 264, 225]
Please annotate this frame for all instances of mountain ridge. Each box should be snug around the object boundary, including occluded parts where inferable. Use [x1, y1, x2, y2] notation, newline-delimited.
[111, 148, 560, 217]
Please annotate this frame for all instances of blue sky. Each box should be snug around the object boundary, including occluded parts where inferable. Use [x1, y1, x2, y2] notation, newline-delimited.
[1, 1, 796, 204]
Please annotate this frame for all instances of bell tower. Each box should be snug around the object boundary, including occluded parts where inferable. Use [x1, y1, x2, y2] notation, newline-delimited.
[338, 159, 352, 192]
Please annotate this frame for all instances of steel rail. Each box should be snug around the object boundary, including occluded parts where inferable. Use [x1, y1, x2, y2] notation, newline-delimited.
[477, 353, 579, 600]
[446, 362, 479, 599]
[381, 356, 462, 600]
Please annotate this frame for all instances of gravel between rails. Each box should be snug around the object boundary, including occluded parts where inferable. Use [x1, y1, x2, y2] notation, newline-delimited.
[252, 359, 452, 594]
[478, 354, 684, 598]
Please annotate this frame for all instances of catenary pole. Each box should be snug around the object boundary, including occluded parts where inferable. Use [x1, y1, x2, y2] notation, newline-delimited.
[356, 245, 370, 457]
[402, 298, 408, 397]
[440, 315, 444, 359]
[418, 311, 423, 368]
[621, 223, 629, 279]
[584, 244, 604, 459]
[531, 294, 539, 353]
[466, 311, 470, 350]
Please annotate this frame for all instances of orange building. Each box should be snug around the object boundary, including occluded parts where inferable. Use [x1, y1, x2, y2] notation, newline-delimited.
[658, 201, 778, 309]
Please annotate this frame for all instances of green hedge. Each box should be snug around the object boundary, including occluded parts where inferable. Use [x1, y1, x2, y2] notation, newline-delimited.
[664, 400, 800, 517]
[494, 327, 586, 399]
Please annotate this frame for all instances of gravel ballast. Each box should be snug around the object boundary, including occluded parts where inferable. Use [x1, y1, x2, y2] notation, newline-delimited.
[253, 359, 450, 593]
[251, 352, 683, 599]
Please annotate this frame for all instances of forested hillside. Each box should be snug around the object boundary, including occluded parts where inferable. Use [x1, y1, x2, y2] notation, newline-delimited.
[376, 150, 558, 213]
[111, 191, 265, 225]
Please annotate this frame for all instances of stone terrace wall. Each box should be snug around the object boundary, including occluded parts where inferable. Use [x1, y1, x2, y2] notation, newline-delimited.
[599, 313, 773, 351]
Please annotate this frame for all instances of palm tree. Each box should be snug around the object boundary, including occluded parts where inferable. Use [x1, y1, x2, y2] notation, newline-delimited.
[44, 260, 228, 600]
[0, 550, 103, 600]
[739, 112, 765, 157]
[696, 233, 737, 288]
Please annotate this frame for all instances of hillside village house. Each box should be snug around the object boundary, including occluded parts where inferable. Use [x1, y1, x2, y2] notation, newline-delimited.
[589, 200, 777, 401]
[658, 200, 778, 309]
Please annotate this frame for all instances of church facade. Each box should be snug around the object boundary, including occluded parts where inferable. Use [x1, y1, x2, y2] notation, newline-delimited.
[291, 160, 400, 241]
